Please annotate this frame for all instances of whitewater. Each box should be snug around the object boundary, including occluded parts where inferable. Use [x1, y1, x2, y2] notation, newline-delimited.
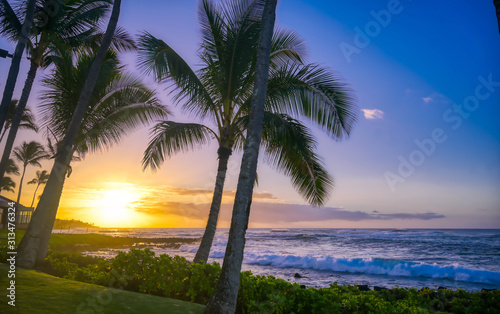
[77, 228, 500, 291]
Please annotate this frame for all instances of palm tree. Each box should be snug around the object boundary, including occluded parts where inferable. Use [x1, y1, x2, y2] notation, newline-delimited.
[27, 170, 49, 208]
[139, 0, 357, 263]
[0, 100, 38, 143]
[0, 0, 36, 132]
[0, 0, 134, 182]
[0, 176, 16, 193]
[12, 141, 50, 205]
[1, 158, 19, 228]
[206, 1, 277, 312]
[6, 158, 20, 176]
[17, 0, 157, 268]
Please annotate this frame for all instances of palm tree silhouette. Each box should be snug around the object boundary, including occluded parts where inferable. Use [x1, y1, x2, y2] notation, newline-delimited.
[0, 100, 38, 143]
[139, 0, 357, 263]
[27, 170, 50, 208]
[0, 177, 16, 193]
[12, 141, 50, 205]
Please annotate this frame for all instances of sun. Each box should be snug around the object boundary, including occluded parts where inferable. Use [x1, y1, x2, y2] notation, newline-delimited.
[90, 187, 142, 227]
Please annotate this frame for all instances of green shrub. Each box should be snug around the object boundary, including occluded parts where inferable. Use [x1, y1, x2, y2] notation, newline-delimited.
[41, 249, 500, 313]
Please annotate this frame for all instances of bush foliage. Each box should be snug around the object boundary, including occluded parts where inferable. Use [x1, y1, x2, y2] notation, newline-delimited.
[33, 249, 500, 313]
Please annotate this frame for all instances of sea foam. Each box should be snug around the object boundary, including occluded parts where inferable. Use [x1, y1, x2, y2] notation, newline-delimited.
[240, 253, 500, 285]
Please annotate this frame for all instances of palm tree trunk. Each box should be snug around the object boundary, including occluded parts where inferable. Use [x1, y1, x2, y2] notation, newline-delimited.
[36, 174, 66, 261]
[30, 182, 40, 208]
[204, 1, 277, 312]
[0, 0, 36, 131]
[0, 127, 7, 143]
[17, 0, 122, 269]
[0, 60, 38, 182]
[194, 147, 232, 263]
[16, 166, 26, 205]
[495, 0, 500, 33]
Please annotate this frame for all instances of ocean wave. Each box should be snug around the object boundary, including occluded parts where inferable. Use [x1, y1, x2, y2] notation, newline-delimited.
[242, 253, 500, 285]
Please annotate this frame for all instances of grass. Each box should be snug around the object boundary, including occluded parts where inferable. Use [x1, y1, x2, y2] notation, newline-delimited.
[0, 229, 199, 253]
[0, 263, 205, 313]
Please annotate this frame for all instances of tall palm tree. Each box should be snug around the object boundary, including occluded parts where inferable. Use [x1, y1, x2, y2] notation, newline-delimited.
[0, 100, 38, 143]
[206, 1, 277, 312]
[12, 141, 50, 205]
[17, 0, 159, 268]
[139, 0, 357, 263]
[27, 170, 49, 208]
[0, 0, 134, 182]
[0, 0, 36, 132]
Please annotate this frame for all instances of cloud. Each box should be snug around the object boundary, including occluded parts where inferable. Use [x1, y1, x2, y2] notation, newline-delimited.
[361, 109, 384, 120]
[168, 187, 277, 200]
[130, 200, 445, 224]
[245, 203, 444, 223]
[422, 97, 433, 103]
[421, 92, 449, 104]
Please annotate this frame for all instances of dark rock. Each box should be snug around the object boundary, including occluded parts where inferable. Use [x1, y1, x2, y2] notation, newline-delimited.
[437, 286, 447, 290]
[357, 285, 370, 291]
[294, 273, 303, 278]
[482, 288, 498, 292]
[374, 286, 389, 291]
[300, 285, 306, 289]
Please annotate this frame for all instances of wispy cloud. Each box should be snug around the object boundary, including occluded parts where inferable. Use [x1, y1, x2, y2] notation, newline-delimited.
[422, 96, 433, 103]
[421, 92, 448, 104]
[129, 201, 444, 223]
[361, 109, 384, 120]
[168, 187, 278, 200]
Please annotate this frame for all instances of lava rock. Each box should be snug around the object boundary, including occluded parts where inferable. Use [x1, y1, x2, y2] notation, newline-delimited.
[357, 285, 370, 291]
[294, 273, 303, 278]
[437, 286, 447, 290]
[300, 285, 306, 289]
[374, 286, 389, 291]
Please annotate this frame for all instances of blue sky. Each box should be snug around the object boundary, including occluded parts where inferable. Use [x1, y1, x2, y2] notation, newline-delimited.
[1, 0, 499, 228]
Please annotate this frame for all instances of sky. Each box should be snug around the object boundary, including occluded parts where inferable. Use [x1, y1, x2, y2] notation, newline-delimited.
[0, 0, 499, 229]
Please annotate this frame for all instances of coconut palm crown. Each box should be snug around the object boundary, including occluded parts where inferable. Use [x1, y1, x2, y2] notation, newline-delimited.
[39, 50, 170, 159]
[139, 0, 358, 262]
[13, 141, 50, 205]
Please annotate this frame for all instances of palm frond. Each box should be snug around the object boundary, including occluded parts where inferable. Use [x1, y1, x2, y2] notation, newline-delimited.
[80, 26, 136, 54]
[138, 32, 216, 117]
[256, 112, 334, 206]
[6, 158, 20, 176]
[0, 176, 16, 193]
[270, 28, 306, 66]
[0, 0, 22, 41]
[142, 121, 214, 171]
[265, 62, 358, 140]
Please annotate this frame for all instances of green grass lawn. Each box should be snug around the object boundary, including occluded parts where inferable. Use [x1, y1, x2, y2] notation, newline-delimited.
[0, 264, 205, 313]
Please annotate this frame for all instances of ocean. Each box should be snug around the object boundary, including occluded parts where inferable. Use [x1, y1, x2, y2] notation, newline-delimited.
[67, 228, 500, 291]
